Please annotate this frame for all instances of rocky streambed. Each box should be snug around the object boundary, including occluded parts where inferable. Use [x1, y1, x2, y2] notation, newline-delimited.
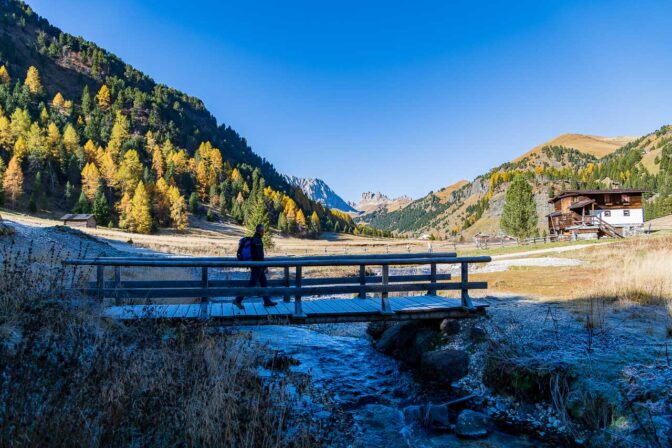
[243, 294, 672, 447]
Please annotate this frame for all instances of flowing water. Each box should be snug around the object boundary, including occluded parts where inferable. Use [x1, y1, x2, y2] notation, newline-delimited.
[248, 323, 543, 447]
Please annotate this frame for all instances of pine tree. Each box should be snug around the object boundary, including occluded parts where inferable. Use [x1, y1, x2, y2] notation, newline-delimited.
[277, 211, 288, 233]
[81, 85, 91, 115]
[3, 156, 23, 207]
[151, 144, 165, 178]
[92, 189, 111, 226]
[24, 66, 43, 95]
[28, 192, 37, 212]
[73, 191, 91, 213]
[97, 84, 111, 110]
[0, 65, 10, 84]
[64, 181, 74, 203]
[246, 196, 273, 247]
[117, 149, 143, 193]
[188, 192, 199, 214]
[500, 175, 538, 239]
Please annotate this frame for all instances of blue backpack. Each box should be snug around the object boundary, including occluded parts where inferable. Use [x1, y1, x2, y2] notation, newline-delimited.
[237, 237, 253, 261]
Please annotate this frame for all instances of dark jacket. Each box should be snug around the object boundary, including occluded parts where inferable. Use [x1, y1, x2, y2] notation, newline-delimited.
[251, 233, 265, 261]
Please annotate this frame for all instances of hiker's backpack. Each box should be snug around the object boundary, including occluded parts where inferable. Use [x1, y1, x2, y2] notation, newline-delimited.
[237, 237, 253, 261]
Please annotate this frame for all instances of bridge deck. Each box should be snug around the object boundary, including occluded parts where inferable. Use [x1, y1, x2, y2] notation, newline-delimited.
[105, 295, 487, 325]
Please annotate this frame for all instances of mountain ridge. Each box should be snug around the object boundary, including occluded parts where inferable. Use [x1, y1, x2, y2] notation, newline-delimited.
[284, 175, 356, 213]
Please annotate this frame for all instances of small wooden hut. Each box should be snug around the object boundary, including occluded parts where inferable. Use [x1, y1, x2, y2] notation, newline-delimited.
[60, 214, 97, 228]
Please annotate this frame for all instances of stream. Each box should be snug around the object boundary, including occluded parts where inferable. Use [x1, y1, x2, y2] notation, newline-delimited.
[248, 323, 543, 447]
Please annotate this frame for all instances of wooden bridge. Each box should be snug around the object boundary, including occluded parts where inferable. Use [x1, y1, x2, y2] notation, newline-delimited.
[63, 252, 491, 325]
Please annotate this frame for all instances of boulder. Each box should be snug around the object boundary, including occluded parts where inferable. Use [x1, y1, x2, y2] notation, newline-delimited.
[440, 318, 460, 335]
[420, 349, 469, 383]
[376, 321, 437, 365]
[367, 321, 393, 340]
[424, 404, 451, 429]
[402, 405, 425, 424]
[455, 410, 490, 439]
[469, 326, 488, 342]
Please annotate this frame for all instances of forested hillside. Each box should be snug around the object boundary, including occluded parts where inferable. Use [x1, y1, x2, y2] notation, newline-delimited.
[362, 127, 672, 238]
[0, 0, 365, 235]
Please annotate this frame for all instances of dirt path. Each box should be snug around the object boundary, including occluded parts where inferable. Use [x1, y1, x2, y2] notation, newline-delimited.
[490, 241, 613, 260]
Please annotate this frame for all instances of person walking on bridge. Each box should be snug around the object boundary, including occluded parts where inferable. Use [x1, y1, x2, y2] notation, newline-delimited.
[234, 224, 277, 309]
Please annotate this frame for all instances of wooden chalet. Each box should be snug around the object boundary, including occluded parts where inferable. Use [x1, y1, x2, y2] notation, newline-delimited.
[60, 214, 97, 229]
[547, 189, 646, 239]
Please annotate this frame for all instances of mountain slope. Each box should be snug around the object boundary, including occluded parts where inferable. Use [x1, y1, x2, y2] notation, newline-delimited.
[284, 176, 356, 213]
[361, 129, 672, 238]
[0, 0, 359, 235]
[513, 134, 637, 162]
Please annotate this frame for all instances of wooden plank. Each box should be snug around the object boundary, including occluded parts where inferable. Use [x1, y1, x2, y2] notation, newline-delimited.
[81, 281, 488, 299]
[103, 299, 488, 323]
[88, 273, 454, 289]
[381, 265, 392, 314]
[64, 256, 491, 268]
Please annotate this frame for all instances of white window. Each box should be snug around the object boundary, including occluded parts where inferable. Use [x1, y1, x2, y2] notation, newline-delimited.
[604, 210, 611, 217]
[623, 210, 630, 217]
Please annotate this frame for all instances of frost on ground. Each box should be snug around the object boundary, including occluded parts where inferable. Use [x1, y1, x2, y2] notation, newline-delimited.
[442, 295, 672, 446]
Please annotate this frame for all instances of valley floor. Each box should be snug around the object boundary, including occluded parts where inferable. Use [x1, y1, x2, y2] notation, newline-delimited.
[1, 213, 670, 446]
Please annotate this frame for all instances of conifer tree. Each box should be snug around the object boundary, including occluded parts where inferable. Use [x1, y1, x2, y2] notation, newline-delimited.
[92, 189, 110, 225]
[3, 156, 23, 207]
[72, 191, 91, 213]
[62, 124, 79, 156]
[310, 211, 321, 236]
[167, 185, 188, 231]
[52, 92, 65, 110]
[188, 192, 199, 214]
[0, 65, 10, 84]
[246, 196, 272, 247]
[64, 180, 73, 203]
[128, 181, 152, 234]
[0, 115, 10, 150]
[81, 85, 91, 115]
[81, 162, 101, 200]
[96, 84, 111, 110]
[117, 149, 143, 193]
[151, 144, 165, 179]
[24, 66, 43, 95]
[500, 175, 538, 239]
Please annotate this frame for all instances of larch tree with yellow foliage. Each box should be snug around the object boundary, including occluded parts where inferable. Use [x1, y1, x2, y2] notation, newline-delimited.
[96, 84, 111, 110]
[52, 92, 65, 110]
[3, 156, 24, 207]
[46, 122, 61, 161]
[24, 66, 43, 95]
[62, 124, 79, 156]
[128, 181, 152, 234]
[167, 185, 188, 231]
[81, 162, 101, 200]
[151, 145, 165, 179]
[117, 149, 143, 193]
[0, 65, 10, 84]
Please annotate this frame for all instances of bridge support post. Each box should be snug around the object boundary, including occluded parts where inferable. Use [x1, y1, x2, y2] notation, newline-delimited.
[96, 265, 104, 301]
[428, 262, 437, 296]
[380, 264, 393, 314]
[460, 262, 474, 309]
[283, 266, 290, 302]
[294, 266, 306, 318]
[359, 264, 366, 298]
[200, 267, 209, 319]
[113, 266, 121, 305]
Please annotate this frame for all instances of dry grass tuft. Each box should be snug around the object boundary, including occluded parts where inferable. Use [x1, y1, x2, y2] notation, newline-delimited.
[0, 243, 319, 447]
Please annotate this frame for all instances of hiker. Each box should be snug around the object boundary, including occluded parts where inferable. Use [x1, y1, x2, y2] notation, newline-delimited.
[234, 224, 277, 309]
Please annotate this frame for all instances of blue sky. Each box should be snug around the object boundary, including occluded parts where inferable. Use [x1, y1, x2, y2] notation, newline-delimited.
[29, 0, 672, 201]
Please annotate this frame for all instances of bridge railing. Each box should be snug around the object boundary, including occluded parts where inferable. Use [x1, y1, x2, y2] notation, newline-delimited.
[62, 253, 491, 317]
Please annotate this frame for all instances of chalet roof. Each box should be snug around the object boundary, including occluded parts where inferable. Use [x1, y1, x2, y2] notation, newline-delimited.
[546, 211, 563, 217]
[569, 199, 596, 210]
[60, 214, 95, 221]
[549, 189, 647, 203]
